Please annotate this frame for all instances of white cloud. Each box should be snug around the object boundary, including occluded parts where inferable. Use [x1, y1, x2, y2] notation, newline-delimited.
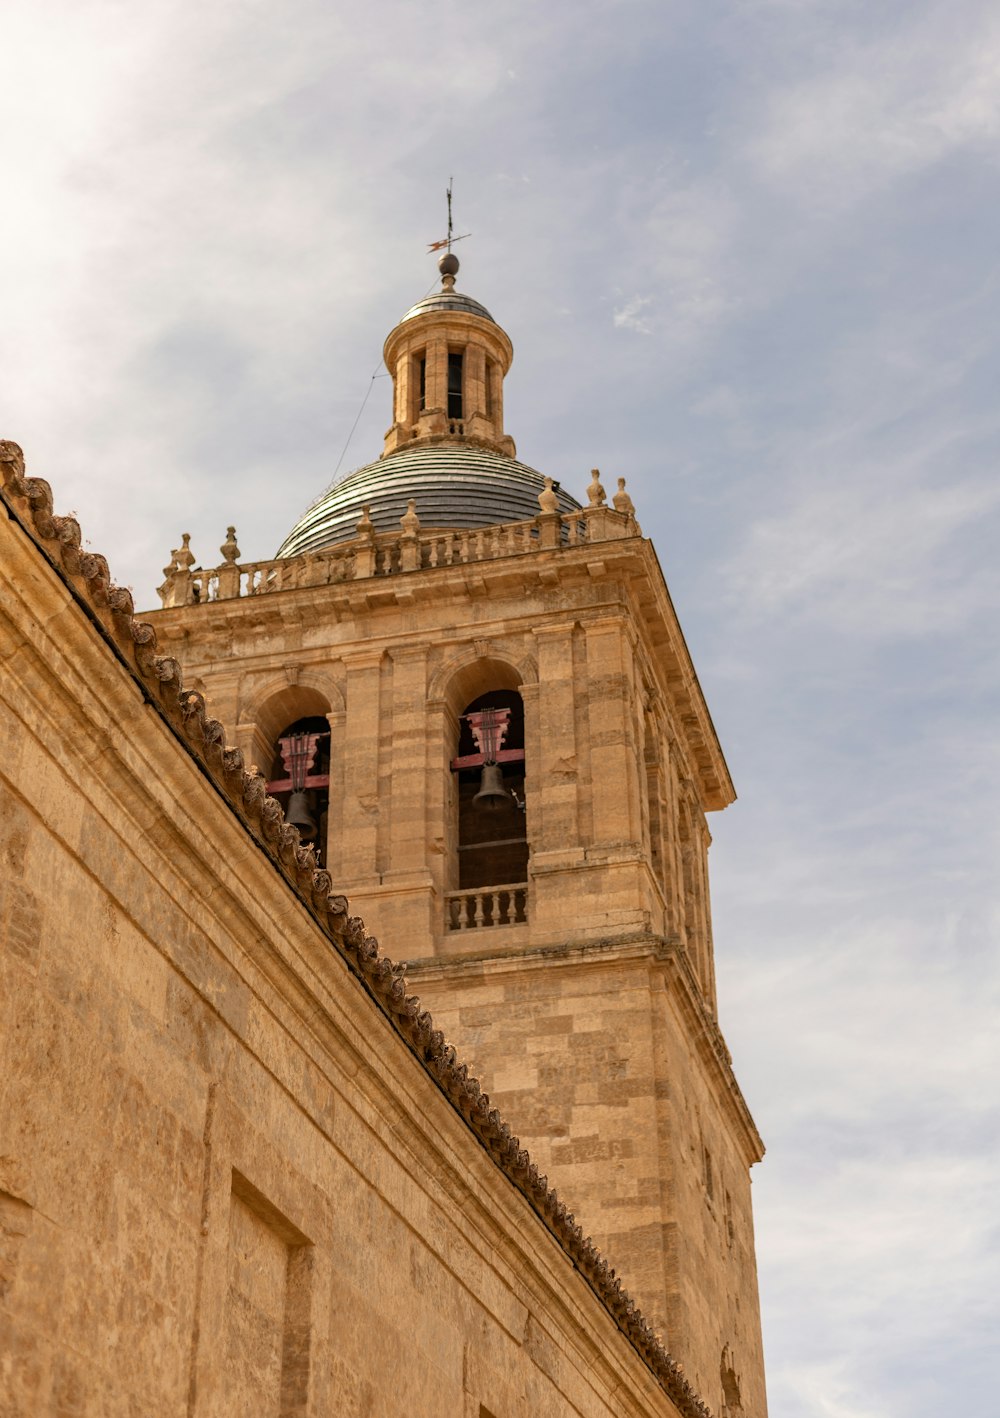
[745, 8, 1000, 205]
[614, 293, 654, 333]
[723, 470, 998, 635]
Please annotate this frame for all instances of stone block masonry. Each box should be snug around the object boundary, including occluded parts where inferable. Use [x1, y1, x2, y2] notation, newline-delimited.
[1, 443, 712, 1416]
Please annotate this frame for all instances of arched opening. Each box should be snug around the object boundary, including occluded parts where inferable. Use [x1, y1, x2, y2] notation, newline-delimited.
[266, 714, 331, 864]
[453, 688, 528, 891]
[253, 684, 332, 754]
[447, 349, 464, 420]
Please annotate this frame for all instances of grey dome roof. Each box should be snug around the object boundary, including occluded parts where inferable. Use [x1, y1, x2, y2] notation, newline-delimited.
[398, 288, 496, 325]
[276, 445, 581, 559]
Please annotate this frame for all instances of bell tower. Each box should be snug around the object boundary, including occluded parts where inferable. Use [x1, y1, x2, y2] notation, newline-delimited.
[146, 256, 769, 1417]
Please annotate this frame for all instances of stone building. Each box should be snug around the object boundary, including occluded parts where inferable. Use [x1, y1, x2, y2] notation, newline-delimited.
[0, 254, 767, 1416]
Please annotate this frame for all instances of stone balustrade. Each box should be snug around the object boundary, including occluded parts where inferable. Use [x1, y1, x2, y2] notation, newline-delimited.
[445, 883, 529, 931]
[157, 501, 639, 609]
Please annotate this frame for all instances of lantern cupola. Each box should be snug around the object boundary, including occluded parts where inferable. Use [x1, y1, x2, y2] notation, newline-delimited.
[382, 252, 516, 458]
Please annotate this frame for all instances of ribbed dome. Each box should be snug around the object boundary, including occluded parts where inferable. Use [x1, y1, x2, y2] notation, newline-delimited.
[398, 289, 496, 324]
[275, 445, 581, 559]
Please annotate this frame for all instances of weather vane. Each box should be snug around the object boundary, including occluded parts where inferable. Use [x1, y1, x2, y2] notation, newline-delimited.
[428, 178, 470, 254]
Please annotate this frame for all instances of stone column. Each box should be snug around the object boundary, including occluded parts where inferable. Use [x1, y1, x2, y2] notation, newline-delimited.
[423, 336, 449, 434]
[394, 352, 409, 426]
[464, 343, 487, 435]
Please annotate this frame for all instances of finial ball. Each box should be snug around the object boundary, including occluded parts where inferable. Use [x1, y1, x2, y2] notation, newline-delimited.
[438, 251, 460, 278]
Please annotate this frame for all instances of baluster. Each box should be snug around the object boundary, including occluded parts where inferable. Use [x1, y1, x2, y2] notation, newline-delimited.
[474, 891, 485, 928]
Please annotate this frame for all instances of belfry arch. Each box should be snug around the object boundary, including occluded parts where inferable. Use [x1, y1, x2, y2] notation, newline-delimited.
[249, 683, 335, 864]
[436, 656, 531, 929]
[250, 682, 336, 748]
[453, 687, 528, 889]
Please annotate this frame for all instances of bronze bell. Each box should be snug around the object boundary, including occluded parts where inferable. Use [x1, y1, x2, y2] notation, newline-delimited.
[473, 762, 509, 811]
[287, 789, 317, 839]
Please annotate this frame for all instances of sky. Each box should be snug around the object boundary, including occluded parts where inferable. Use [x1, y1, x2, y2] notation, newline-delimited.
[3, 1, 999, 1413]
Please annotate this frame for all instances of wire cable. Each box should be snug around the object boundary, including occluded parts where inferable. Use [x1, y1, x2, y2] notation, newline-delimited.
[305, 275, 443, 515]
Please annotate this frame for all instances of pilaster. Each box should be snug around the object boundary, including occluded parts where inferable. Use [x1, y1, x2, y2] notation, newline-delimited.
[584, 616, 642, 850]
[323, 708, 347, 877]
[234, 722, 274, 779]
[338, 650, 383, 890]
[531, 622, 583, 855]
[384, 647, 434, 867]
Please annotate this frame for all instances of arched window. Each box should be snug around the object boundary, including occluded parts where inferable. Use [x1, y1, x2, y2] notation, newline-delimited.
[447, 350, 464, 420]
[453, 689, 527, 890]
[266, 714, 331, 864]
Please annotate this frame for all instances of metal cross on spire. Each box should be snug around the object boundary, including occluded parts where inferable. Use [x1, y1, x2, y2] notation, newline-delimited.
[427, 178, 471, 254]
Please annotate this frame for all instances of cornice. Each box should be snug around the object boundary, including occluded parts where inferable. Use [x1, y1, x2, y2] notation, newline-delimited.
[143, 532, 730, 810]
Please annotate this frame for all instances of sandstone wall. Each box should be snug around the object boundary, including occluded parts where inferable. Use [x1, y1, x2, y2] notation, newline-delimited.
[410, 943, 768, 1418]
[0, 469, 700, 1417]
